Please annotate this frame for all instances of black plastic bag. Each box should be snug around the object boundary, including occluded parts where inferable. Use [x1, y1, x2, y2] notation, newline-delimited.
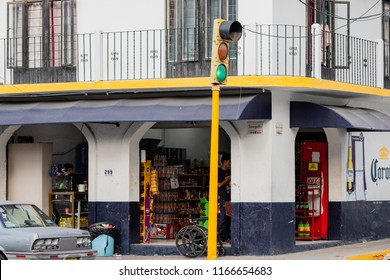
[88, 222, 118, 240]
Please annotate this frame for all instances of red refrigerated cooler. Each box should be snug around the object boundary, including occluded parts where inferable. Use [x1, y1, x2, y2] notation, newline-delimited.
[296, 142, 328, 240]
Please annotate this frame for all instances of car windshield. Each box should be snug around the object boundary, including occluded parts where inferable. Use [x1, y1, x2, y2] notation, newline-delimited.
[0, 204, 56, 228]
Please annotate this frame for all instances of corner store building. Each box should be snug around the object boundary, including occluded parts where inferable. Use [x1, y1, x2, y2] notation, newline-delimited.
[1, 0, 390, 256]
[1, 76, 390, 256]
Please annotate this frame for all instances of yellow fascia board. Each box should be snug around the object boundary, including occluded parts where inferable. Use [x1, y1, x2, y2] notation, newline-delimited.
[0, 78, 211, 95]
[1, 76, 390, 97]
[227, 76, 390, 97]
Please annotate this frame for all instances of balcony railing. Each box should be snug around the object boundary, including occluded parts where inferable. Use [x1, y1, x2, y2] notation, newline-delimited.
[0, 25, 386, 90]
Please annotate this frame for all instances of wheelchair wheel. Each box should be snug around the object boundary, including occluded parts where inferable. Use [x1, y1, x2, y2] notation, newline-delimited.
[217, 245, 225, 256]
[175, 225, 207, 258]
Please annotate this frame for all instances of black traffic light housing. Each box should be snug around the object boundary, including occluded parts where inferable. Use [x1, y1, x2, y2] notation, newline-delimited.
[210, 19, 242, 85]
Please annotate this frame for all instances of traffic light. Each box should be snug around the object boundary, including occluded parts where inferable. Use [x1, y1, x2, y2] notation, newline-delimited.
[210, 19, 242, 85]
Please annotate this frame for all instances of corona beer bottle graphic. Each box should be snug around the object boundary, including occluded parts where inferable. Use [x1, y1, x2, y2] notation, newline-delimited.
[347, 145, 354, 193]
[351, 133, 367, 201]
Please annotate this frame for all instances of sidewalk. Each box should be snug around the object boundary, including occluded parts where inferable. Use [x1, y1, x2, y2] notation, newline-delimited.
[97, 238, 390, 260]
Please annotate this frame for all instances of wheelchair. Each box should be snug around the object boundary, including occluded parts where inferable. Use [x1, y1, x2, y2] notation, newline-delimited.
[175, 217, 225, 258]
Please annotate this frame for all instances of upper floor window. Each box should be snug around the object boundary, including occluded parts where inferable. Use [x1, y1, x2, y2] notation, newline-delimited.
[384, 1, 390, 45]
[7, 0, 76, 69]
[183, 0, 197, 60]
[383, 1, 390, 79]
[168, 0, 237, 62]
[306, 0, 350, 69]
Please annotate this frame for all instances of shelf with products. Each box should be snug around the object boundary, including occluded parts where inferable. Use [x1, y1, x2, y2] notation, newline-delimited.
[295, 178, 322, 241]
[49, 191, 89, 229]
[153, 190, 178, 225]
[176, 173, 209, 228]
[150, 162, 181, 234]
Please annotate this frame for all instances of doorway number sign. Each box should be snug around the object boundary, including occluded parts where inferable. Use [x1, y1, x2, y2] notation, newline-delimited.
[105, 169, 113, 176]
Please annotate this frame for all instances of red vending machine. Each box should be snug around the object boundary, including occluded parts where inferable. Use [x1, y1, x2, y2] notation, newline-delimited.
[296, 142, 328, 240]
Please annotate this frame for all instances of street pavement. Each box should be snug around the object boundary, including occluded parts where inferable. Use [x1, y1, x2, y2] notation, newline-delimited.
[97, 238, 390, 260]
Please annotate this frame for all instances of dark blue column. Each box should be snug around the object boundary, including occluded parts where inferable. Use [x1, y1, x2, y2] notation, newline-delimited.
[88, 201, 140, 255]
[231, 202, 295, 255]
[329, 201, 390, 242]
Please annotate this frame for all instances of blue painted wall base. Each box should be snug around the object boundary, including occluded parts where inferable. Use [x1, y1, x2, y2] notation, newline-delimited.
[88, 200, 390, 256]
[88, 201, 140, 255]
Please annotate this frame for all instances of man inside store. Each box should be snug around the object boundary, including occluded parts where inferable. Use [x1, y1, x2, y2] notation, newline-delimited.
[63, 163, 74, 191]
[218, 152, 231, 243]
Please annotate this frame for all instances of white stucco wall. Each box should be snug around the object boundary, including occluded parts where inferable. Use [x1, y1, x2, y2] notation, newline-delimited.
[270, 92, 297, 202]
[272, 0, 305, 26]
[343, 0, 382, 40]
[0, 1, 6, 38]
[228, 120, 272, 202]
[76, 0, 165, 33]
[84, 122, 134, 202]
[237, 0, 274, 25]
[325, 128, 348, 202]
[0, 0, 383, 42]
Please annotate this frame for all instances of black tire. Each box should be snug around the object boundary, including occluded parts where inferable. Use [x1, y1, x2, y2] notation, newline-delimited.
[217, 245, 225, 256]
[175, 225, 207, 258]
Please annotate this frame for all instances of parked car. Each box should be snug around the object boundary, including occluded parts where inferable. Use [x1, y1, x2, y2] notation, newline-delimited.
[0, 201, 96, 260]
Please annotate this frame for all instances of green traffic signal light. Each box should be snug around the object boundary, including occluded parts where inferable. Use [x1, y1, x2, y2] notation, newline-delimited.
[216, 64, 227, 83]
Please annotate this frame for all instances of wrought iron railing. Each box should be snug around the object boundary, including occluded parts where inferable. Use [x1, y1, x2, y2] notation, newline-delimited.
[384, 43, 390, 89]
[245, 25, 309, 77]
[327, 32, 377, 87]
[0, 25, 385, 89]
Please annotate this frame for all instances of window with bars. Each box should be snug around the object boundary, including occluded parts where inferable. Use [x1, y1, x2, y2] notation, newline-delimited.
[7, 0, 76, 69]
[167, 0, 237, 62]
[384, 1, 390, 78]
[307, 0, 350, 69]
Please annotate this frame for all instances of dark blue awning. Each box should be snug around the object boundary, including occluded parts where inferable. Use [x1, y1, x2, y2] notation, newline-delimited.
[0, 93, 271, 125]
[290, 102, 390, 130]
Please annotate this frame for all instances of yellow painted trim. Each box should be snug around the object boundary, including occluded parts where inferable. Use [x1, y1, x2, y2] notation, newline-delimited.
[348, 250, 390, 260]
[1, 76, 390, 97]
[0, 78, 210, 95]
[227, 76, 390, 97]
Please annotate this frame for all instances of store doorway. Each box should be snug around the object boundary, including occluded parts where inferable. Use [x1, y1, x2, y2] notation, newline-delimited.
[295, 129, 329, 241]
[139, 123, 231, 245]
[6, 124, 88, 226]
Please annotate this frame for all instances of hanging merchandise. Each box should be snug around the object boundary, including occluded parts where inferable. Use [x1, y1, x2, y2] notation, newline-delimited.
[150, 170, 159, 196]
[140, 160, 159, 243]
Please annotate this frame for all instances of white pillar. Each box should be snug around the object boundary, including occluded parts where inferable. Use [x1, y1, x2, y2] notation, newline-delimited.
[126, 122, 155, 201]
[311, 24, 322, 80]
[93, 30, 103, 81]
[376, 39, 384, 88]
[0, 126, 20, 200]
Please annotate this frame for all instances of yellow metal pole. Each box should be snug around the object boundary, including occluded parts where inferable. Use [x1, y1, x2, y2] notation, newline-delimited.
[207, 85, 220, 260]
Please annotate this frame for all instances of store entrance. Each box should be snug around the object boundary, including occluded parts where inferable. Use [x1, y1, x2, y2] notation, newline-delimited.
[295, 129, 329, 241]
[6, 124, 88, 228]
[139, 123, 231, 245]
